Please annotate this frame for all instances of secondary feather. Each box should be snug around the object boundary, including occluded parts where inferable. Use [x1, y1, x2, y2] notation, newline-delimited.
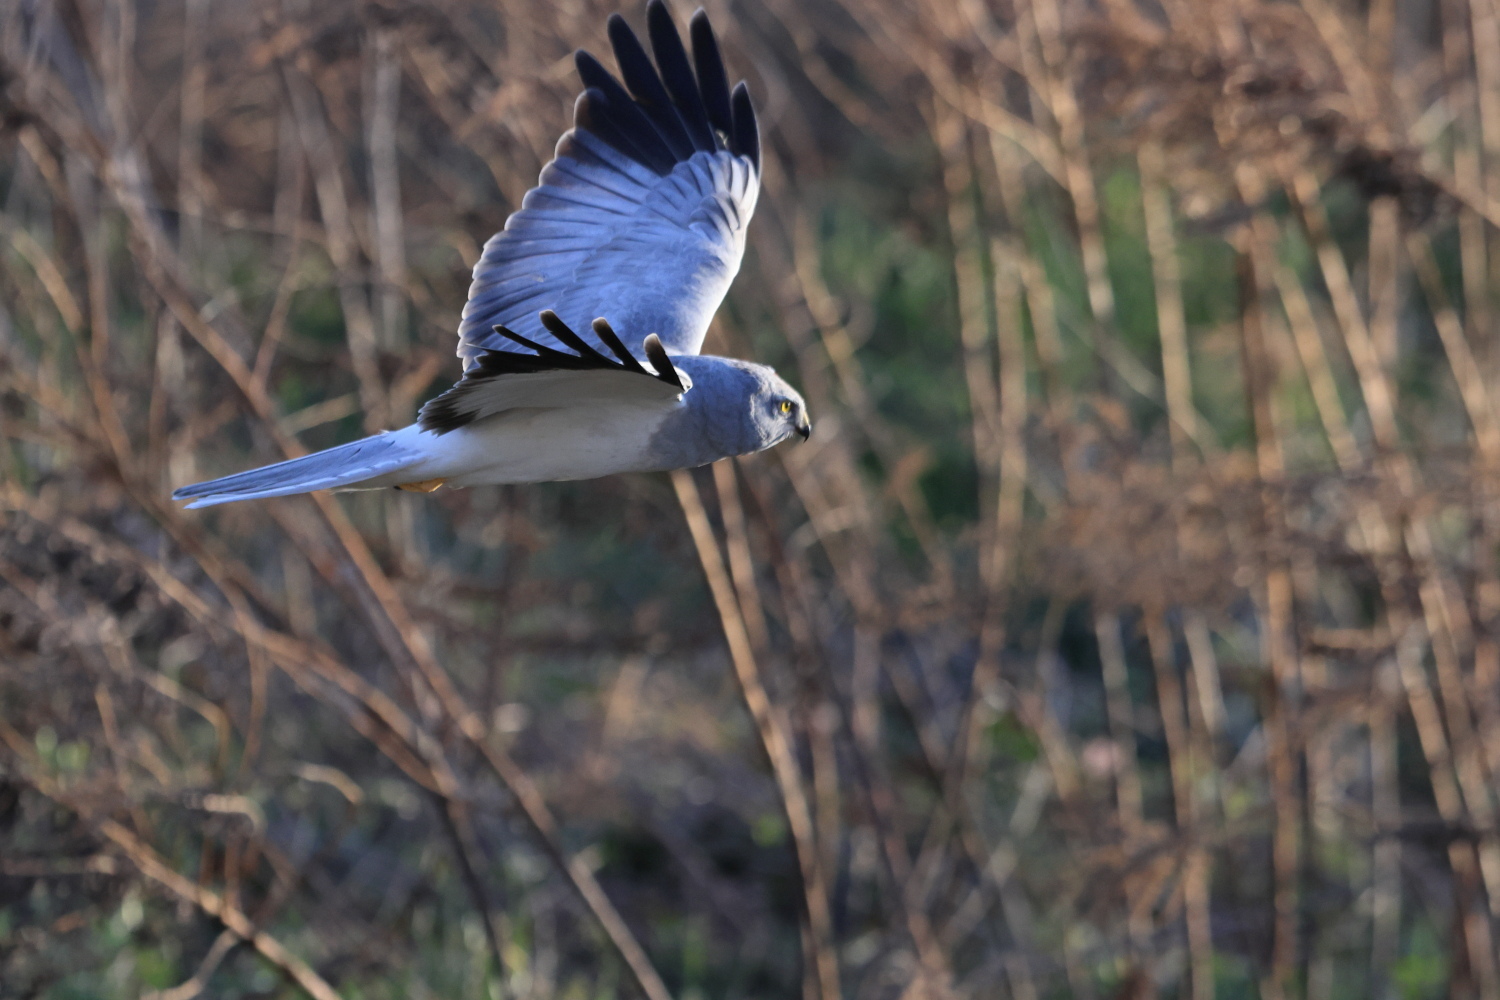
[422, 312, 690, 434]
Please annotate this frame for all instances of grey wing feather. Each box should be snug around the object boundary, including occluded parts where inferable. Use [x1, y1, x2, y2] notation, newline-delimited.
[456, 1, 760, 369]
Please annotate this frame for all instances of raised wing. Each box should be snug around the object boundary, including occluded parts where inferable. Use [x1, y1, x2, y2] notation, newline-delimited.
[422, 312, 690, 434]
[456, 0, 760, 368]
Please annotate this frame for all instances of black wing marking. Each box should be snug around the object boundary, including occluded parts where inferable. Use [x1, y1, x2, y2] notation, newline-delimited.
[421, 312, 687, 434]
[538, 308, 609, 358]
[641, 334, 684, 390]
[591, 317, 651, 374]
[607, 14, 696, 160]
[575, 56, 679, 176]
[730, 82, 760, 173]
[647, 2, 716, 153]
[577, 0, 759, 177]
[690, 10, 735, 146]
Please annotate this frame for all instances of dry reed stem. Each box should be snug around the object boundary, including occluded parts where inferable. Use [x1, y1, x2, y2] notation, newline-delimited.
[1247, 180, 1430, 992]
[758, 390, 945, 980]
[1471, 0, 1500, 325]
[146, 928, 239, 1000]
[1407, 230, 1500, 459]
[932, 106, 1021, 895]
[1282, 162, 1500, 987]
[176, 0, 207, 270]
[1235, 240, 1303, 1000]
[672, 467, 841, 1000]
[1025, 0, 1116, 339]
[833, 0, 1065, 184]
[1139, 142, 1225, 893]
[1287, 171, 1402, 453]
[1094, 612, 1144, 837]
[279, 62, 388, 433]
[1138, 142, 1201, 461]
[367, 26, 407, 354]
[936, 105, 1000, 494]
[1368, 197, 1401, 371]
[788, 214, 953, 589]
[1144, 614, 1212, 1000]
[713, 460, 775, 665]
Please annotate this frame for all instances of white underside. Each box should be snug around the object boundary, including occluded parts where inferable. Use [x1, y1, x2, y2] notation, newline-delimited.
[361, 399, 678, 490]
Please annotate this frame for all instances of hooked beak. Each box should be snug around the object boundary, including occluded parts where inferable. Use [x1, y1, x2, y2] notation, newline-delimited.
[796, 416, 812, 441]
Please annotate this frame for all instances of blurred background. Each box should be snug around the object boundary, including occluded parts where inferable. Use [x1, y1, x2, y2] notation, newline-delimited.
[2, 0, 1500, 997]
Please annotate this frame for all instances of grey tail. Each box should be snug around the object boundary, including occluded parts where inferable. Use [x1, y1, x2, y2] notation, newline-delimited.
[172, 433, 419, 509]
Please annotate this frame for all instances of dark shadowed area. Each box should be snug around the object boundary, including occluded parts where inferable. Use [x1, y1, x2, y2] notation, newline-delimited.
[2, 1, 1500, 998]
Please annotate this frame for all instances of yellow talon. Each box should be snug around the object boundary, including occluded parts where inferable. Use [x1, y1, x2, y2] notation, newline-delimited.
[395, 478, 447, 493]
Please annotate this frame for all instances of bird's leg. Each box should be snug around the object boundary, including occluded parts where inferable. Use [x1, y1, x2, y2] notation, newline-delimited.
[395, 478, 447, 493]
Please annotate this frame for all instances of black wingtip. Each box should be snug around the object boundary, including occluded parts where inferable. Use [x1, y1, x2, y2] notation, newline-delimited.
[537, 310, 607, 359]
[647, 0, 715, 152]
[575, 4, 755, 173]
[689, 9, 733, 144]
[606, 14, 642, 72]
[574, 87, 638, 166]
[730, 81, 759, 171]
[608, 9, 696, 160]
[574, 48, 606, 87]
[591, 318, 649, 373]
[490, 322, 554, 357]
[642, 333, 685, 390]
[573, 56, 678, 175]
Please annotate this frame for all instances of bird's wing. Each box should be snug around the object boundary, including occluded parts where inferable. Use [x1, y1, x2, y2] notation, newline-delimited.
[456, 0, 760, 368]
[422, 312, 690, 434]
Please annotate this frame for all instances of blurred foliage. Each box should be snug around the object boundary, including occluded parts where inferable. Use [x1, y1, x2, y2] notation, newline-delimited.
[4, 0, 1500, 999]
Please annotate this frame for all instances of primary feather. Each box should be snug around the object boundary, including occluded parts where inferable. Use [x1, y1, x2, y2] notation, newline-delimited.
[456, 0, 760, 367]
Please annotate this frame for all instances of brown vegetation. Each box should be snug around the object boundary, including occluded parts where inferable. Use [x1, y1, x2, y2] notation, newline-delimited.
[3, 0, 1500, 998]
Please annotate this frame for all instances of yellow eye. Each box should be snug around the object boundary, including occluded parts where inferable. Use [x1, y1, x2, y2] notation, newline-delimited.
[779, 400, 794, 415]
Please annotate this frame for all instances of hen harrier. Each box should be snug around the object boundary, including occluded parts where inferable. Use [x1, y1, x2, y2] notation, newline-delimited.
[174, 2, 807, 509]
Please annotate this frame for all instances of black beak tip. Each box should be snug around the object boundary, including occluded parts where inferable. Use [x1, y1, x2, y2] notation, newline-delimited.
[796, 421, 812, 441]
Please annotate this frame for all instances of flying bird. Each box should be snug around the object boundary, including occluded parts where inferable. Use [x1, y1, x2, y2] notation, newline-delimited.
[173, 1, 808, 509]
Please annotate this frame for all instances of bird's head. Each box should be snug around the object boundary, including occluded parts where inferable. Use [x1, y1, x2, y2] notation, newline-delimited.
[757, 372, 812, 445]
[668, 356, 812, 459]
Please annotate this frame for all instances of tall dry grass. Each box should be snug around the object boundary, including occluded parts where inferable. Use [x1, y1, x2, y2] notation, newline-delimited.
[2, 0, 1499, 998]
